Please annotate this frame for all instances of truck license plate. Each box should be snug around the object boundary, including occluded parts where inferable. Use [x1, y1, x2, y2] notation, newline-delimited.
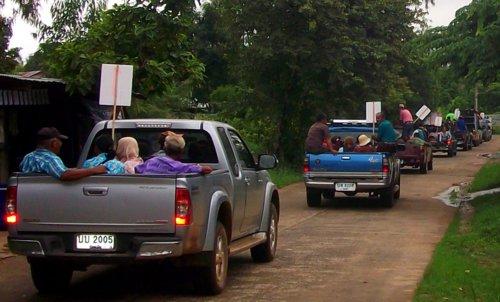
[335, 183, 356, 192]
[75, 234, 115, 251]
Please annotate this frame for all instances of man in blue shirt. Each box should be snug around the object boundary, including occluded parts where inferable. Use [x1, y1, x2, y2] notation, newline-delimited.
[20, 127, 107, 180]
[456, 116, 468, 133]
[376, 112, 397, 143]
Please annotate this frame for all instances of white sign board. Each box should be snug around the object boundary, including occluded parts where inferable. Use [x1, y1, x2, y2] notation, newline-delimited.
[99, 64, 133, 106]
[365, 101, 381, 123]
[454, 108, 460, 119]
[434, 116, 443, 127]
[416, 105, 431, 120]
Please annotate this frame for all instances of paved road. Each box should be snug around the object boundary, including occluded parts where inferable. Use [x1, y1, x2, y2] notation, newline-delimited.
[0, 137, 498, 302]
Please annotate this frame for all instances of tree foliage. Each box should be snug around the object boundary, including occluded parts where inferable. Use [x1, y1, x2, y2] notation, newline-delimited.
[0, 16, 20, 73]
[409, 0, 499, 113]
[43, 3, 204, 108]
[194, 0, 427, 161]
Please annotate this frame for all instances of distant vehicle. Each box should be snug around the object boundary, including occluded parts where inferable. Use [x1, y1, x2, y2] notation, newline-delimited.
[464, 110, 483, 147]
[480, 116, 493, 142]
[6, 119, 280, 295]
[395, 139, 433, 174]
[425, 125, 458, 157]
[303, 123, 402, 208]
[454, 129, 473, 151]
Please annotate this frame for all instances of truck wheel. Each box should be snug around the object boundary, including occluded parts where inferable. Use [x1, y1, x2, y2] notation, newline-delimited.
[251, 204, 278, 263]
[394, 176, 401, 200]
[322, 190, 335, 200]
[380, 186, 395, 208]
[427, 159, 433, 171]
[447, 150, 453, 157]
[306, 188, 322, 207]
[30, 259, 73, 294]
[419, 161, 428, 174]
[194, 222, 228, 295]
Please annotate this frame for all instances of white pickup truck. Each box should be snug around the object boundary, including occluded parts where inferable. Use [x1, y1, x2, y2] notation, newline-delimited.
[5, 119, 280, 295]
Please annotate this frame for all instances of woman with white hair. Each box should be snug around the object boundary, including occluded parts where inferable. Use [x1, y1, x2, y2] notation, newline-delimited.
[116, 137, 143, 174]
[135, 131, 212, 175]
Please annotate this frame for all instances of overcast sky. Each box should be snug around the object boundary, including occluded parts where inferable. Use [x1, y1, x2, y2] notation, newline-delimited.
[2, 0, 472, 61]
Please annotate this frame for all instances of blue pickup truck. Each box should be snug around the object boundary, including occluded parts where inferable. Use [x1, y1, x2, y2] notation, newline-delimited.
[303, 123, 401, 208]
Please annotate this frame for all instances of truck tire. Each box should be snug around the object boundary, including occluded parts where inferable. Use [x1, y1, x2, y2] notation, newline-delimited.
[322, 190, 335, 200]
[306, 188, 322, 207]
[419, 160, 428, 174]
[30, 259, 73, 294]
[251, 204, 278, 263]
[447, 149, 453, 157]
[394, 176, 401, 200]
[380, 186, 395, 208]
[194, 222, 228, 295]
[428, 159, 433, 171]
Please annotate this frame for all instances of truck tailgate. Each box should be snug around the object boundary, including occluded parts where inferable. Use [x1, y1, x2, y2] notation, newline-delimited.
[16, 175, 177, 234]
[307, 153, 384, 173]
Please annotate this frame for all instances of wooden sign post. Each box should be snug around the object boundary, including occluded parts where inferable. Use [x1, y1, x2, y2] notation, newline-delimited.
[99, 64, 133, 141]
[366, 101, 381, 135]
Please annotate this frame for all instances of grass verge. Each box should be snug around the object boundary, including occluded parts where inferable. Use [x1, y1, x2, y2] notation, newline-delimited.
[469, 160, 500, 192]
[268, 166, 302, 188]
[414, 194, 500, 302]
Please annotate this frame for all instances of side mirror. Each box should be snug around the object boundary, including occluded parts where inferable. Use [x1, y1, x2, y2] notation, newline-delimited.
[258, 154, 278, 170]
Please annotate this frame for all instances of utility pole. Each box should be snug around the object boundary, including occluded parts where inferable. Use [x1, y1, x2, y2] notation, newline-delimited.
[474, 84, 479, 111]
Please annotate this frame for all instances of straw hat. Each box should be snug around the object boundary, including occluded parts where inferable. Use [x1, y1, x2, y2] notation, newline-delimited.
[358, 134, 371, 146]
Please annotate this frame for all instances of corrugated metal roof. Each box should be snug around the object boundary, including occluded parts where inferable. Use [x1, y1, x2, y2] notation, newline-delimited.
[0, 73, 65, 84]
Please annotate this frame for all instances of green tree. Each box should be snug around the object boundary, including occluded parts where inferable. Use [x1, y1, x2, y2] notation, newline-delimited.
[0, 16, 20, 73]
[203, 0, 426, 161]
[410, 0, 499, 112]
[43, 3, 204, 114]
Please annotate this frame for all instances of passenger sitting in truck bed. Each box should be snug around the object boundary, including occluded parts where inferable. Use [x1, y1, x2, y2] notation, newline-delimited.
[20, 127, 107, 180]
[412, 121, 427, 141]
[116, 137, 143, 174]
[354, 134, 375, 152]
[135, 131, 213, 175]
[338, 136, 355, 152]
[330, 136, 342, 151]
[83, 134, 125, 174]
[305, 113, 337, 154]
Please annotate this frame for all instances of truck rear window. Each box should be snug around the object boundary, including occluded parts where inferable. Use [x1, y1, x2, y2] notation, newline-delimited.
[87, 129, 219, 164]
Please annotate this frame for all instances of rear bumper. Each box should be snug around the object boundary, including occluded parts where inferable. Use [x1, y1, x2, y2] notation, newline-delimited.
[8, 234, 184, 263]
[304, 177, 391, 192]
[431, 145, 453, 152]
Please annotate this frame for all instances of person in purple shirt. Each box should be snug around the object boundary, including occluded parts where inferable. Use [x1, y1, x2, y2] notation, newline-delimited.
[135, 131, 213, 175]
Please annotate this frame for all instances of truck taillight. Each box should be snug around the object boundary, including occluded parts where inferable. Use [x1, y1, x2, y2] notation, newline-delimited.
[5, 185, 17, 224]
[382, 159, 390, 174]
[303, 158, 310, 173]
[175, 187, 191, 226]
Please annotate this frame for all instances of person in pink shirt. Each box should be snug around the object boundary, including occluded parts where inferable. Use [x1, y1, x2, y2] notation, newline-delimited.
[399, 104, 414, 140]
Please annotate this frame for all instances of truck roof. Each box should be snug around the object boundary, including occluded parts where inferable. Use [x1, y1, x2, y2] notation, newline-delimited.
[97, 119, 233, 130]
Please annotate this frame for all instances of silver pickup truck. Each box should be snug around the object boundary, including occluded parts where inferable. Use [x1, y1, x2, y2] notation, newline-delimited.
[5, 119, 280, 295]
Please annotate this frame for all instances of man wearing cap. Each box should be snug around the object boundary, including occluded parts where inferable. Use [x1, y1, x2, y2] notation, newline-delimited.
[135, 131, 213, 175]
[399, 104, 414, 141]
[20, 127, 107, 180]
